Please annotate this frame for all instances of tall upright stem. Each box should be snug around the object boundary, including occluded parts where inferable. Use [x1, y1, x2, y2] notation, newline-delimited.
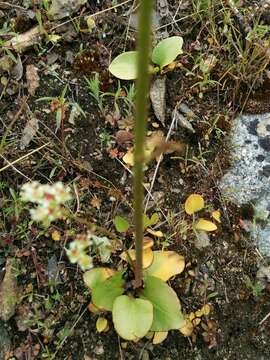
[133, 0, 153, 288]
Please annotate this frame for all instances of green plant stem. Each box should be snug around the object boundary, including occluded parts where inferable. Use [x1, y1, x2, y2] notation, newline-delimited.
[133, 0, 153, 289]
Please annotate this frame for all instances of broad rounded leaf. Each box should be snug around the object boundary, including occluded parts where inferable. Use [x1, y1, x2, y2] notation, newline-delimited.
[96, 317, 108, 333]
[195, 218, 217, 232]
[83, 267, 115, 291]
[109, 51, 138, 80]
[184, 194, 204, 215]
[141, 276, 185, 331]
[152, 331, 168, 344]
[114, 216, 130, 232]
[92, 271, 124, 311]
[143, 251, 185, 281]
[152, 36, 183, 69]
[113, 295, 153, 340]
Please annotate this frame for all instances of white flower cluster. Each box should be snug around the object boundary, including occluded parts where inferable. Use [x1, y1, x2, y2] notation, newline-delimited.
[20, 181, 72, 226]
[66, 233, 93, 271]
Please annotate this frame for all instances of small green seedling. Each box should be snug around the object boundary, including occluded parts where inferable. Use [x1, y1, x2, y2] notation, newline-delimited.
[109, 36, 183, 80]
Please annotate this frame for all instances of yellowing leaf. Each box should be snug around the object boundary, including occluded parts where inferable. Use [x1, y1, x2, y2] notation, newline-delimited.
[121, 248, 154, 269]
[179, 319, 193, 337]
[144, 251, 185, 281]
[184, 194, 204, 215]
[123, 149, 134, 166]
[152, 331, 168, 344]
[88, 302, 103, 314]
[195, 219, 217, 232]
[96, 317, 108, 333]
[83, 267, 115, 291]
[211, 210, 221, 223]
[51, 230, 61, 241]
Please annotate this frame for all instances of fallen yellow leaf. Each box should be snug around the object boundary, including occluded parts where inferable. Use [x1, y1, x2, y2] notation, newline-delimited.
[195, 218, 217, 231]
[96, 317, 108, 333]
[185, 194, 204, 215]
[201, 303, 211, 316]
[51, 230, 61, 241]
[211, 210, 221, 223]
[152, 331, 168, 344]
[123, 149, 134, 166]
[147, 228, 164, 237]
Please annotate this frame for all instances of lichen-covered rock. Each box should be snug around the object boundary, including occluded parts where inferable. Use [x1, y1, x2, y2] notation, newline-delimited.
[220, 113, 270, 256]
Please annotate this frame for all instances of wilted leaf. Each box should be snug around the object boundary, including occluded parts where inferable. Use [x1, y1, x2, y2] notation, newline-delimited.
[112, 295, 153, 340]
[141, 276, 185, 331]
[20, 117, 39, 150]
[144, 251, 185, 281]
[26, 64, 40, 96]
[109, 51, 138, 80]
[152, 331, 168, 344]
[92, 271, 125, 311]
[115, 130, 134, 145]
[83, 267, 115, 291]
[179, 319, 194, 336]
[20, 118, 39, 150]
[0, 259, 18, 321]
[10, 55, 23, 81]
[195, 219, 217, 232]
[90, 196, 102, 210]
[152, 36, 183, 69]
[184, 194, 204, 215]
[96, 317, 108, 333]
[114, 216, 130, 233]
[211, 210, 221, 223]
[86, 16, 96, 31]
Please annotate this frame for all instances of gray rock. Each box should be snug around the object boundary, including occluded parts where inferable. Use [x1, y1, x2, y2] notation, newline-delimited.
[220, 113, 270, 255]
[0, 321, 11, 360]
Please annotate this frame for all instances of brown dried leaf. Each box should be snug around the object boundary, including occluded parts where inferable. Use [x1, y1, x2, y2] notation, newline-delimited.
[0, 259, 19, 321]
[26, 65, 40, 96]
[20, 117, 39, 150]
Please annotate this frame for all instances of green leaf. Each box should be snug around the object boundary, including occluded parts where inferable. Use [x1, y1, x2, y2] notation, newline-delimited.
[109, 51, 138, 80]
[112, 295, 153, 340]
[114, 216, 130, 232]
[83, 267, 115, 291]
[141, 276, 185, 331]
[152, 36, 183, 69]
[143, 213, 159, 229]
[92, 271, 125, 311]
